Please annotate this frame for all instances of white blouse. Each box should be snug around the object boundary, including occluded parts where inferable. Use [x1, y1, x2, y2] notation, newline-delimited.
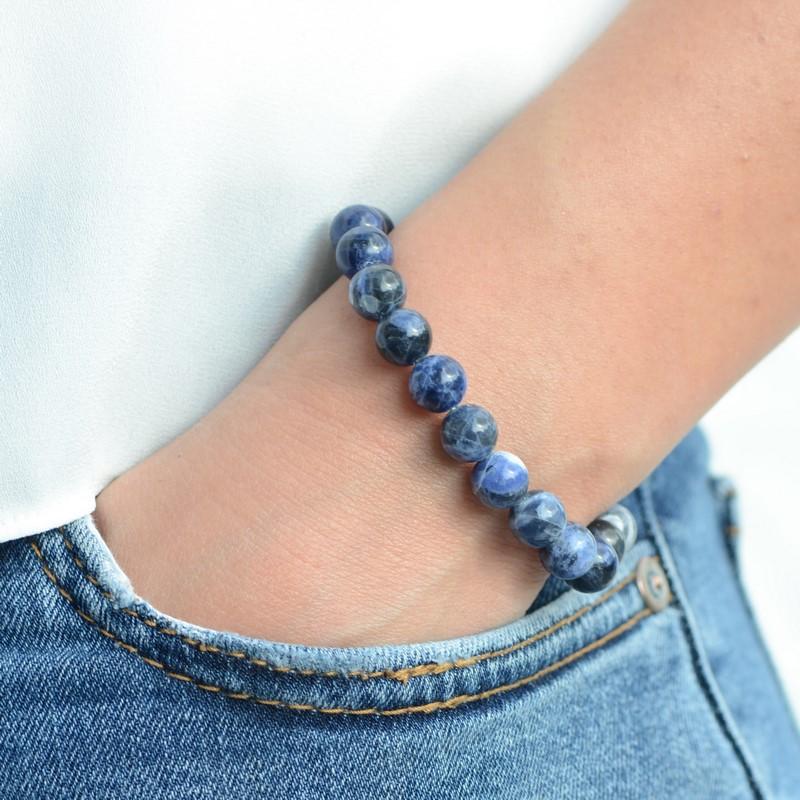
[0, 0, 626, 542]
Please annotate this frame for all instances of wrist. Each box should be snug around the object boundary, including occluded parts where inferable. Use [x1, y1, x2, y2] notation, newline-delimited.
[94, 300, 552, 646]
[94, 194, 646, 647]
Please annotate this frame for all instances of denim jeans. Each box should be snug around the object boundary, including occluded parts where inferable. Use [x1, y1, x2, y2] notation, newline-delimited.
[1, 426, 798, 799]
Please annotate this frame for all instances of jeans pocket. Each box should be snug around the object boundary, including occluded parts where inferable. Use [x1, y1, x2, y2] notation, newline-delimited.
[26, 510, 664, 719]
[6, 466, 772, 799]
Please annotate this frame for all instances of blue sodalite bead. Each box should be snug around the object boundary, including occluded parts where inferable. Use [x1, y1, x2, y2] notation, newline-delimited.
[539, 522, 597, 581]
[380, 206, 394, 233]
[440, 404, 498, 462]
[471, 451, 529, 509]
[596, 504, 638, 552]
[509, 490, 567, 549]
[589, 518, 626, 561]
[329, 205, 392, 247]
[375, 308, 432, 366]
[408, 355, 467, 413]
[335, 225, 394, 278]
[567, 539, 619, 593]
[374, 206, 394, 234]
[348, 264, 407, 320]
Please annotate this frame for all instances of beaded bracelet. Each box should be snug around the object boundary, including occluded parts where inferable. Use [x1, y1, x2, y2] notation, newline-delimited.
[329, 204, 637, 593]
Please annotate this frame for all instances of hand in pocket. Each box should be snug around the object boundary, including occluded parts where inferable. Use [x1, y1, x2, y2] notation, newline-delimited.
[92, 244, 557, 647]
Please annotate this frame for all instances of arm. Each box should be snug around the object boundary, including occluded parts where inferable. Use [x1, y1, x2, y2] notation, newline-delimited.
[94, 0, 800, 646]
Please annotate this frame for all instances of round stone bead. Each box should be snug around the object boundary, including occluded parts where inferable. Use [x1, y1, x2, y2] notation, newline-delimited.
[408, 355, 467, 413]
[589, 518, 626, 562]
[567, 539, 619, 593]
[375, 308, 432, 366]
[440, 403, 498, 462]
[375, 207, 394, 234]
[329, 204, 393, 247]
[348, 264, 407, 320]
[596, 504, 638, 552]
[539, 522, 597, 581]
[509, 490, 567, 549]
[471, 451, 529, 509]
[335, 225, 394, 278]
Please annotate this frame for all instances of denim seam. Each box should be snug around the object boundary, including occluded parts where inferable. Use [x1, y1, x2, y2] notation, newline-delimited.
[636, 478, 767, 800]
[56, 526, 638, 683]
[29, 538, 653, 715]
[710, 478, 800, 746]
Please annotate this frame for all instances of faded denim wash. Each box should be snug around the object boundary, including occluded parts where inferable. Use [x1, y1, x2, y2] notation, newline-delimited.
[1, 426, 799, 799]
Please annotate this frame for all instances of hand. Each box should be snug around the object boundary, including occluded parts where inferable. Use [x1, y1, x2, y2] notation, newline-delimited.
[92, 255, 557, 647]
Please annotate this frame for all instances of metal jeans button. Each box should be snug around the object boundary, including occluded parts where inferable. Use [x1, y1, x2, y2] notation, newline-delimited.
[636, 556, 672, 612]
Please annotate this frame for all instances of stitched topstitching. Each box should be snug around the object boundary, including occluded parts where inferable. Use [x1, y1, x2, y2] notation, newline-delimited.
[635, 481, 765, 800]
[30, 538, 653, 715]
[57, 526, 638, 683]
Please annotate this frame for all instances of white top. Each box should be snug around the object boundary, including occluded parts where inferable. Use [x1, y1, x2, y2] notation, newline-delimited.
[0, 0, 626, 542]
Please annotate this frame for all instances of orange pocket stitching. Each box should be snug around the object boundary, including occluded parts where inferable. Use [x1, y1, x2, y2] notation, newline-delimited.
[31, 539, 653, 715]
[57, 526, 636, 683]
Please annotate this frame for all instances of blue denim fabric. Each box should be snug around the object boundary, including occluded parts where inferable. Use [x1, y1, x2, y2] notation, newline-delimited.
[1, 426, 798, 799]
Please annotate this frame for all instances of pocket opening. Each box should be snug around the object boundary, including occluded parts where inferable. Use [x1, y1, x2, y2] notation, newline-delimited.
[30, 514, 659, 715]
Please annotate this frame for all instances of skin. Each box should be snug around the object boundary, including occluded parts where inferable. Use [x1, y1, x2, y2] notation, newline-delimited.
[93, 0, 800, 647]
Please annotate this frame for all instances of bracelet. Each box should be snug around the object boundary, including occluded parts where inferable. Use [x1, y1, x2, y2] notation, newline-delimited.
[329, 204, 637, 593]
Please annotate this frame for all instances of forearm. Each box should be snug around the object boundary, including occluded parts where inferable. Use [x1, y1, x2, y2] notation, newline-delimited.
[382, 0, 800, 520]
[95, 0, 800, 646]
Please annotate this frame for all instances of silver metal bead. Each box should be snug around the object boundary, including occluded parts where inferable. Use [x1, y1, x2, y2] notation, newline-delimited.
[596, 504, 638, 552]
